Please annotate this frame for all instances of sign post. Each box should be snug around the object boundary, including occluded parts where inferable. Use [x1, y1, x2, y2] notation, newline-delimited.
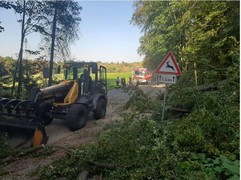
[161, 85, 167, 121]
[155, 51, 182, 121]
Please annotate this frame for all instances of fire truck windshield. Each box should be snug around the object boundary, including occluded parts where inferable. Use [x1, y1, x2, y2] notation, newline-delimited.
[135, 69, 147, 76]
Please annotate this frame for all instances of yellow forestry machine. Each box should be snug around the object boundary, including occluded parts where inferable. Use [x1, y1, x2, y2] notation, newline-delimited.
[0, 62, 107, 147]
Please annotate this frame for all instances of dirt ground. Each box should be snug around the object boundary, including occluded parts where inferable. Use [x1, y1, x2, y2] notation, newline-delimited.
[1, 84, 164, 180]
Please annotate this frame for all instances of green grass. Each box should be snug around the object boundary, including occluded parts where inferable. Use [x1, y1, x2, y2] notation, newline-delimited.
[107, 72, 132, 90]
[1, 72, 132, 92]
[53, 72, 132, 90]
[50, 72, 132, 90]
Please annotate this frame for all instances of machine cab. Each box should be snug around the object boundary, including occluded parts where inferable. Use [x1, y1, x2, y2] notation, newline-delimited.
[64, 62, 107, 95]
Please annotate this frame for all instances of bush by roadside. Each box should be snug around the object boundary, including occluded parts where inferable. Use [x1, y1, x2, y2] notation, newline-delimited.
[37, 76, 239, 179]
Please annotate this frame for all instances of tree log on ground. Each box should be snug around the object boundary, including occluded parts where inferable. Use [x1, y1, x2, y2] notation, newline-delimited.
[192, 80, 226, 92]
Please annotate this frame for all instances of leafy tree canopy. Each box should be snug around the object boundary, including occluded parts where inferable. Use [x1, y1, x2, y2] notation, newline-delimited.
[131, 1, 239, 84]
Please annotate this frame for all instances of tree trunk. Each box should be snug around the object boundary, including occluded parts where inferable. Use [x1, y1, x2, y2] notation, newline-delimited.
[48, 4, 58, 86]
[11, 54, 19, 97]
[16, 0, 26, 98]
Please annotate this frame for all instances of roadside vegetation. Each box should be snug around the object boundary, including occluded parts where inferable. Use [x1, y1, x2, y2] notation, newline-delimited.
[36, 65, 239, 179]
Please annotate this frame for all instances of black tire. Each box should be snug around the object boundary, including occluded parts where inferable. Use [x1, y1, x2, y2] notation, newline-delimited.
[39, 102, 53, 126]
[66, 104, 87, 131]
[93, 98, 107, 120]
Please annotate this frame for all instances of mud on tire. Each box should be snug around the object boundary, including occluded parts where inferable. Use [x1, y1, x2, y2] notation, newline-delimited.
[66, 104, 87, 131]
[93, 98, 107, 120]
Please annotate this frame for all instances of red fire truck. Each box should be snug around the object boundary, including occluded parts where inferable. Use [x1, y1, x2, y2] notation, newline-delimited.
[132, 67, 153, 86]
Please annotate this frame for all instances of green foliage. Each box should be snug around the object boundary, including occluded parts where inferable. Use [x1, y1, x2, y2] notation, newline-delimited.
[39, 115, 179, 179]
[0, 135, 17, 159]
[38, 109, 239, 179]
[125, 88, 154, 112]
[100, 61, 143, 73]
[0, 56, 15, 85]
[37, 150, 81, 180]
[42, 68, 239, 179]
[168, 88, 201, 110]
[156, 75, 239, 157]
[0, 87, 12, 98]
[0, 56, 51, 98]
[175, 70, 196, 87]
[187, 154, 240, 180]
[132, 1, 239, 84]
[166, 107, 239, 156]
[38, 74, 239, 179]
[29, 147, 56, 158]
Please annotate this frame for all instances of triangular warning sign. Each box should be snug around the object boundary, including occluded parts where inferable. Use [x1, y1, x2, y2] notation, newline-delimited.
[155, 51, 182, 76]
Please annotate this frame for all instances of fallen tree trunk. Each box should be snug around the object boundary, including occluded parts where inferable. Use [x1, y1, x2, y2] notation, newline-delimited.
[166, 106, 190, 113]
[193, 80, 227, 92]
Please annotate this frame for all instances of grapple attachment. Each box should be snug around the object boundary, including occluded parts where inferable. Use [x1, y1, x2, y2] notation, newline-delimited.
[0, 97, 48, 147]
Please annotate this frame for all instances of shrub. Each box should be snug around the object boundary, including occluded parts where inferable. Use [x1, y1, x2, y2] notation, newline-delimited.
[125, 89, 154, 112]
[38, 109, 239, 179]
[38, 75, 239, 179]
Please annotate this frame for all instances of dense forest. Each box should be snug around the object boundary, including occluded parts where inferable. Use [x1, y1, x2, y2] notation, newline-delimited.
[0, 1, 240, 179]
[131, 1, 239, 86]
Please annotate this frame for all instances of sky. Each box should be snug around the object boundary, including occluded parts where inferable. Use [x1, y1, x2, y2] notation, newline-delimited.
[0, 1, 143, 63]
